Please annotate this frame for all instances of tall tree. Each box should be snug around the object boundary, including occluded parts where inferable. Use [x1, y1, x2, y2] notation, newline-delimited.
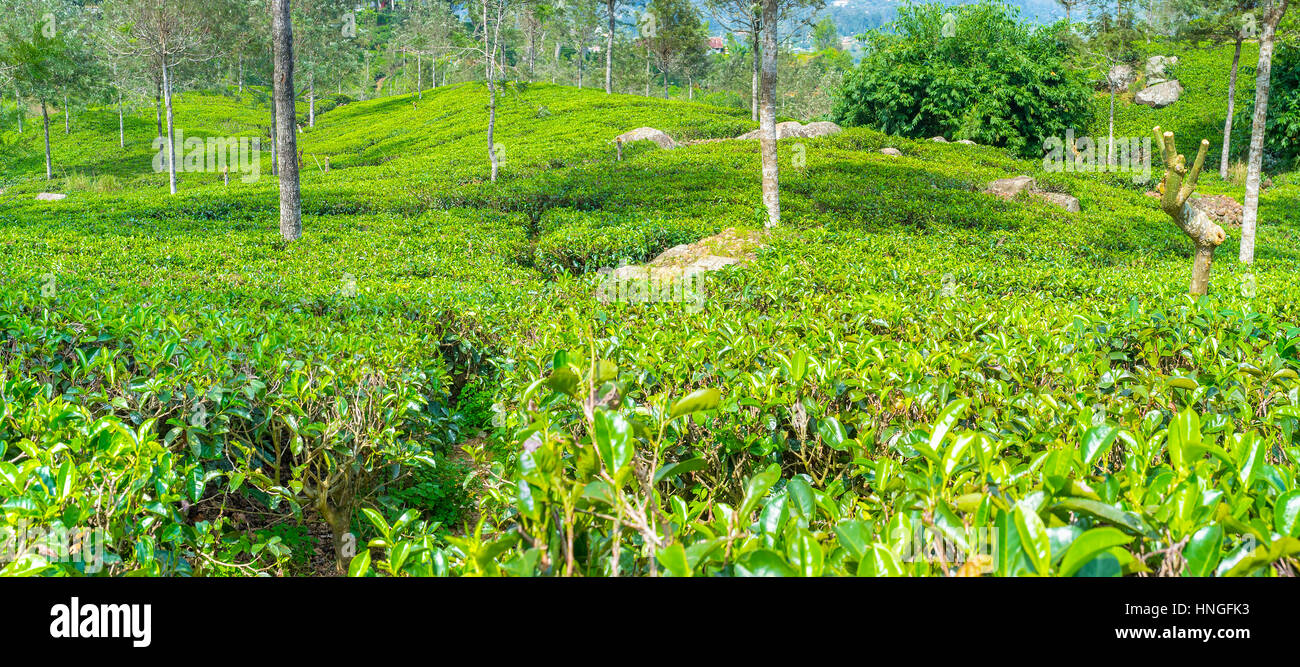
[567, 0, 603, 88]
[3, 2, 94, 181]
[1058, 0, 1083, 25]
[402, 0, 457, 98]
[1171, 0, 1258, 179]
[759, 0, 779, 227]
[604, 0, 620, 93]
[706, 0, 822, 121]
[472, 0, 511, 182]
[272, 0, 302, 241]
[1239, 0, 1289, 264]
[643, 0, 707, 97]
[107, 0, 214, 195]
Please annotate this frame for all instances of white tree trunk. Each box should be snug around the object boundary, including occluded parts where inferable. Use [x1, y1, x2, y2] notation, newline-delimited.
[486, 2, 501, 182]
[309, 72, 316, 128]
[118, 90, 124, 148]
[1220, 36, 1243, 179]
[751, 29, 760, 122]
[1240, 2, 1288, 265]
[162, 60, 178, 195]
[42, 100, 51, 180]
[759, 0, 780, 228]
[605, 0, 615, 94]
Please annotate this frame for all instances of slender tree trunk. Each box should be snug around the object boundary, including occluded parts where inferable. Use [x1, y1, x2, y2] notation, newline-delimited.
[42, 99, 52, 180]
[759, 0, 779, 228]
[309, 71, 316, 128]
[605, 0, 615, 94]
[578, 47, 584, 88]
[118, 90, 124, 148]
[432, 58, 437, 89]
[418, 52, 422, 99]
[1220, 35, 1243, 179]
[645, 56, 650, 96]
[162, 60, 178, 195]
[486, 2, 501, 182]
[273, 0, 302, 241]
[527, 10, 537, 81]
[1240, 1, 1288, 265]
[751, 28, 760, 122]
[1108, 87, 1116, 169]
[554, 40, 560, 84]
[155, 83, 162, 139]
[63, 94, 68, 134]
[688, 72, 693, 100]
[238, 56, 243, 93]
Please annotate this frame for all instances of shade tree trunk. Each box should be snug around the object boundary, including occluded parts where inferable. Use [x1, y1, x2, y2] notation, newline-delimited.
[1154, 127, 1224, 296]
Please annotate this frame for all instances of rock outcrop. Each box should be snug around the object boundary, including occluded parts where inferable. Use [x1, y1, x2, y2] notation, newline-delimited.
[614, 127, 678, 149]
[800, 121, 843, 138]
[736, 121, 809, 140]
[1135, 80, 1183, 108]
[984, 176, 1080, 212]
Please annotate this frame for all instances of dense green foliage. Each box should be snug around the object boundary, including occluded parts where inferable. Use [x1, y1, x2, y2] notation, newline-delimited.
[832, 2, 1092, 157]
[2, 53, 1300, 576]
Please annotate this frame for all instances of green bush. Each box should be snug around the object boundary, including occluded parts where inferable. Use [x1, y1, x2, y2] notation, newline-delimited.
[832, 1, 1092, 157]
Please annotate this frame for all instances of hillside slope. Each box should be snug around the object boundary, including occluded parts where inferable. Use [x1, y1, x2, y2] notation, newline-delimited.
[3, 80, 1300, 577]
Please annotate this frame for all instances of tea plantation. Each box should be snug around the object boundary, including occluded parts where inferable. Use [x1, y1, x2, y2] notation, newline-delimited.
[2, 51, 1299, 577]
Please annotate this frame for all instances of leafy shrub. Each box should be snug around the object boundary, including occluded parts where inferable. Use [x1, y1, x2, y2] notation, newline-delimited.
[832, 1, 1092, 157]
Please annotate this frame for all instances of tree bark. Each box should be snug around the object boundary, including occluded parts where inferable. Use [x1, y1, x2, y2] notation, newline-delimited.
[63, 94, 69, 134]
[1239, 0, 1288, 264]
[751, 28, 760, 122]
[41, 99, 52, 180]
[417, 51, 422, 99]
[1155, 128, 1224, 295]
[605, 0, 615, 94]
[759, 0, 779, 228]
[155, 83, 162, 139]
[1220, 35, 1243, 179]
[273, 0, 303, 241]
[118, 90, 124, 148]
[486, 1, 501, 182]
[1107, 87, 1116, 169]
[309, 71, 316, 128]
[162, 59, 178, 195]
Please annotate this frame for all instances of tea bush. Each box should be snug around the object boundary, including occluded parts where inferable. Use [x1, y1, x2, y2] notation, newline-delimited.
[2, 70, 1299, 577]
